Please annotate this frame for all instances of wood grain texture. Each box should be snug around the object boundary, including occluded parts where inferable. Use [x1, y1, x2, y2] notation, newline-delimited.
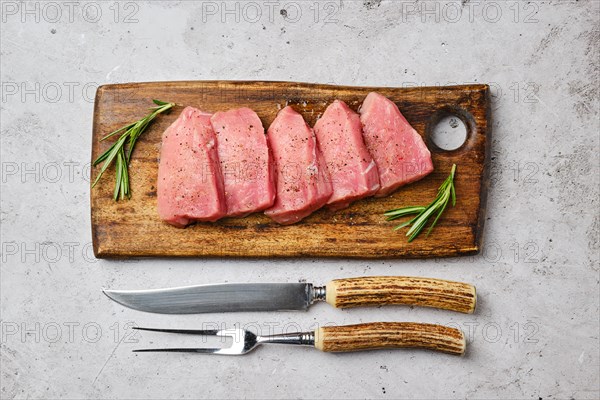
[91, 81, 491, 258]
[314, 322, 465, 355]
[326, 276, 476, 314]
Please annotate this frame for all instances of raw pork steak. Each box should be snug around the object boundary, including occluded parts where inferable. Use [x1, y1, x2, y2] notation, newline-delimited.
[264, 106, 333, 225]
[314, 100, 380, 210]
[157, 106, 226, 227]
[211, 108, 275, 217]
[359, 92, 433, 197]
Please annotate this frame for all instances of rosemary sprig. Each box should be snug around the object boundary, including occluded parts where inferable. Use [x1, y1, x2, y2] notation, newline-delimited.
[92, 99, 175, 200]
[384, 164, 457, 242]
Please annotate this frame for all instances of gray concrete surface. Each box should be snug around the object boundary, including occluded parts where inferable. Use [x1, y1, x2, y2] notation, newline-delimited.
[1, 1, 599, 399]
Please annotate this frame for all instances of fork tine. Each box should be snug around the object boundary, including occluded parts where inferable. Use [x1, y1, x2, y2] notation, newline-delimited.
[133, 348, 223, 354]
[133, 327, 221, 336]
[132, 328, 234, 354]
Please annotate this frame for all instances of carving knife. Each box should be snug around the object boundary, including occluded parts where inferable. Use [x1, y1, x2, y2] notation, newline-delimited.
[103, 276, 476, 314]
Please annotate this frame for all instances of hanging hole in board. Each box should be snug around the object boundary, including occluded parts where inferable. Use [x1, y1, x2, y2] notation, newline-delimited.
[429, 113, 468, 151]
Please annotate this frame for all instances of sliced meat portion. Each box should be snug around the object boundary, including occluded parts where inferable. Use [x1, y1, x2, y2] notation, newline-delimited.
[211, 108, 275, 217]
[157, 106, 226, 227]
[314, 100, 380, 211]
[264, 106, 333, 225]
[359, 92, 434, 197]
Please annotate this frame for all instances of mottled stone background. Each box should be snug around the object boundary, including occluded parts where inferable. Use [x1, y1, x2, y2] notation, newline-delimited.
[1, 1, 598, 399]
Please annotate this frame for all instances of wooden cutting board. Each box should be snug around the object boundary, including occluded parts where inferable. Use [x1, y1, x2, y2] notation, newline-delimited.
[91, 81, 491, 259]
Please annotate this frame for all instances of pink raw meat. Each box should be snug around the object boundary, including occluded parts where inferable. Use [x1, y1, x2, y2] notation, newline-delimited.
[359, 92, 434, 197]
[264, 106, 333, 225]
[314, 100, 380, 210]
[211, 108, 275, 217]
[157, 106, 226, 227]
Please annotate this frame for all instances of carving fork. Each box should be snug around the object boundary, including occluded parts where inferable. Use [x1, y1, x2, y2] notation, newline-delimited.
[133, 322, 465, 355]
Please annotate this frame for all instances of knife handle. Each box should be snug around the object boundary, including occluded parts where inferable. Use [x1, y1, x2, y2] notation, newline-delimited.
[314, 322, 465, 355]
[325, 276, 476, 314]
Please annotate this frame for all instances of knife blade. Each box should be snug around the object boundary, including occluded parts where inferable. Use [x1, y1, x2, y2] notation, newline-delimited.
[103, 283, 316, 314]
[103, 276, 477, 314]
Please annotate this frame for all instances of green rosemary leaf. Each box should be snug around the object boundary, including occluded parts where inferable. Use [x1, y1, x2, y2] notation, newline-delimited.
[384, 206, 425, 216]
[91, 135, 127, 188]
[386, 164, 457, 242]
[123, 156, 130, 198]
[113, 149, 123, 201]
[393, 218, 415, 231]
[406, 203, 439, 240]
[384, 206, 426, 221]
[92, 140, 119, 166]
[92, 99, 176, 200]
[101, 122, 137, 142]
[426, 195, 450, 237]
[119, 149, 128, 200]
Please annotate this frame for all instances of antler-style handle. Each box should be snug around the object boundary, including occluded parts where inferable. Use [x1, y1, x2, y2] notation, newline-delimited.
[325, 276, 476, 314]
[314, 322, 465, 355]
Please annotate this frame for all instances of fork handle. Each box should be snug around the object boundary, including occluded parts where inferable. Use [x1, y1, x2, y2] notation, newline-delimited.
[314, 322, 465, 355]
[325, 276, 476, 314]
